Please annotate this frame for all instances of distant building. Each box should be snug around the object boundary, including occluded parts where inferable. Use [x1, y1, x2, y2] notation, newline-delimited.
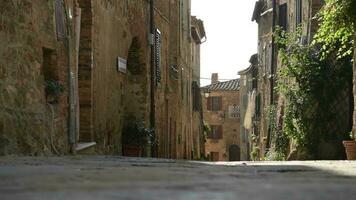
[201, 74, 241, 161]
[238, 54, 259, 161]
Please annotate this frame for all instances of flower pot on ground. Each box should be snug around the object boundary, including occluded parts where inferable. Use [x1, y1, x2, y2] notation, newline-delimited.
[343, 131, 356, 160]
[123, 145, 142, 157]
[122, 118, 154, 157]
[343, 140, 356, 160]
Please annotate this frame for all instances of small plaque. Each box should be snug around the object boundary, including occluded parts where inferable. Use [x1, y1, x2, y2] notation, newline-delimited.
[118, 57, 127, 73]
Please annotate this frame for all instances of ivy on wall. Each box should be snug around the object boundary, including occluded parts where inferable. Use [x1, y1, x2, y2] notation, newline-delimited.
[273, 27, 353, 159]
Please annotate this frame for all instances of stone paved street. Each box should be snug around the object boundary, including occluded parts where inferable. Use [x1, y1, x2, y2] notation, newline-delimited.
[1, 156, 356, 200]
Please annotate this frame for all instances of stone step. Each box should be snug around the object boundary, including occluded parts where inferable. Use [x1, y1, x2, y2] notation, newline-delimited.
[75, 142, 96, 155]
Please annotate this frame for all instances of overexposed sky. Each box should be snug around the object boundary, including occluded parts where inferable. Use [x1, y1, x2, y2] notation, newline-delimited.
[191, 0, 258, 86]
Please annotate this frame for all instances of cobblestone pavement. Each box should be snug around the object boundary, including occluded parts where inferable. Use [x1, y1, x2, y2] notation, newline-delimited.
[0, 156, 356, 200]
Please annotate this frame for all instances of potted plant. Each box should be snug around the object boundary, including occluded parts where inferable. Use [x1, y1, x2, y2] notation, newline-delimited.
[122, 119, 154, 157]
[343, 131, 356, 160]
[45, 79, 64, 104]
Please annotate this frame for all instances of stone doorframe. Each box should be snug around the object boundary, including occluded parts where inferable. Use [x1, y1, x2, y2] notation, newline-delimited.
[78, 0, 93, 142]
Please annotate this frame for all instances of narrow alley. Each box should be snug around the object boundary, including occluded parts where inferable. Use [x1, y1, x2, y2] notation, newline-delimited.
[1, 156, 356, 200]
[1, 0, 356, 199]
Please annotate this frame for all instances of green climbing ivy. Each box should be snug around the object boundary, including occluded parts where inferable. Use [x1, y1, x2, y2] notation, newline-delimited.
[313, 0, 356, 59]
[274, 26, 352, 158]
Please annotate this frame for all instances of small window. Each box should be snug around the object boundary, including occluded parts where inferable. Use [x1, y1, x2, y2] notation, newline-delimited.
[208, 125, 223, 139]
[207, 96, 222, 111]
[228, 105, 240, 119]
[42, 48, 62, 104]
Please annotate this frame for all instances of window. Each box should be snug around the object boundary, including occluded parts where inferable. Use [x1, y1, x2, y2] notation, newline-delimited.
[228, 105, 240, 119]
[279, 3, 288, 31]
[265, 43, 272, 75]
[192, 81, 201, 111]
[155, 29, 161, 85]
[207, 96, 222, 111]
[255, 93, 261, 117]
[208, 125, 223, 140]
[42, 48, 60, 104]
[296, 0, 302, 27]
[55, 0, 66, 40]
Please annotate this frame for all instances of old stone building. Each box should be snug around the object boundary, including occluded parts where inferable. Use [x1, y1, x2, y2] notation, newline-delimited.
[201, 74, 241, 161]
[238, 54, 259, 161]
[0, 0, 206, 158]
[248, 0, 352, 160]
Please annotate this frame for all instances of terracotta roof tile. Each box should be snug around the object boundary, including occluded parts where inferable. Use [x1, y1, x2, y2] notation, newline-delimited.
[201, 79, 240, 91]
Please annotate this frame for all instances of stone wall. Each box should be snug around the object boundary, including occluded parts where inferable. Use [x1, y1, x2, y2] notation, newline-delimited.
[0, 0, 78, 155]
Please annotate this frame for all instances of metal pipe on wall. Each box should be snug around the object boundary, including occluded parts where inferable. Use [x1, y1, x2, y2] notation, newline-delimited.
[150, 0, 157, 157]
[266, 0, 277, 152]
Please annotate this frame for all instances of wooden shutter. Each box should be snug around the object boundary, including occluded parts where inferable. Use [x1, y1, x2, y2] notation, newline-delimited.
[55, 0, 66, 40]
[155, 29, 162, 85]
[207, 97, 212, 111]
[279, 4, 287, 31]
[218, 126, 223, 139]
[296, 0, 302, 27]
[211, 96, 222, 111]
[266, 44, 272, 75]
[218, 97, 222, 111]
[255, 93, 261, 117]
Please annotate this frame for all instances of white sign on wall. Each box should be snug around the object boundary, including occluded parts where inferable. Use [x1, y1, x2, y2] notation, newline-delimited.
[118, 57, 127, 73]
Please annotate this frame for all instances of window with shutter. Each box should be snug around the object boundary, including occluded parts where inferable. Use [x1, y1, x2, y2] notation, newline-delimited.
[266, 43, 272, 75]
[296, 0, 302, 27]
[279, 3, 288, 31]
[55, 0, 66, 40]
[192, 82, 201, 111]
[155, 29, 162, 85]
[208, 125, 223, 140]
[207, 96, 222, 111]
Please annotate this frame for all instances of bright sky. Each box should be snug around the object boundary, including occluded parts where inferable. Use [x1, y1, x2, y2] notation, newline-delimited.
[191, 0, 258, 86]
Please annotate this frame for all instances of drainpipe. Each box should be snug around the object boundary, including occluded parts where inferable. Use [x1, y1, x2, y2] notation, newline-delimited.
[63, 0, 76, 152]
[150, 0, 157, 157]
[266, 0, 276, 152]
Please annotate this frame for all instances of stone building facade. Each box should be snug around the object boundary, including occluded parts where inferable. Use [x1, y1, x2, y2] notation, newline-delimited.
[0, 0, 206, 158]
[201, 74, 241, 161]
[248, 0, 352, 160]
[238, 55, 258, 161]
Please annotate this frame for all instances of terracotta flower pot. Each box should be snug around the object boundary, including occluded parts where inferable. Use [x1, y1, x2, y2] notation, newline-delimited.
[123, 145, 141, 157]
[343, 141, 356, 160]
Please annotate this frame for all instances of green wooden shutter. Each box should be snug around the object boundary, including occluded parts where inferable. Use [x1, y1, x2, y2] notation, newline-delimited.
[155, 29, 162, 85]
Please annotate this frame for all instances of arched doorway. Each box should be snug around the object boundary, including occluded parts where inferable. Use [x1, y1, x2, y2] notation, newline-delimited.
[229, 145, 240, 161]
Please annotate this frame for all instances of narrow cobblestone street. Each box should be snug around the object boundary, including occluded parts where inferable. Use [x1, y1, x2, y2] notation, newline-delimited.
[1, 156, 356, 200]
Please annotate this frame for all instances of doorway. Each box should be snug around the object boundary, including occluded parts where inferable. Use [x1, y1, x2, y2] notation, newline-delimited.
[229, 145, 240, 161]
[78, 0, 93, 142]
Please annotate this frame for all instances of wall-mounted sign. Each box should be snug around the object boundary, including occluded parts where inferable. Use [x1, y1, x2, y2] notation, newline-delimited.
[117, 57, 127, 73]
